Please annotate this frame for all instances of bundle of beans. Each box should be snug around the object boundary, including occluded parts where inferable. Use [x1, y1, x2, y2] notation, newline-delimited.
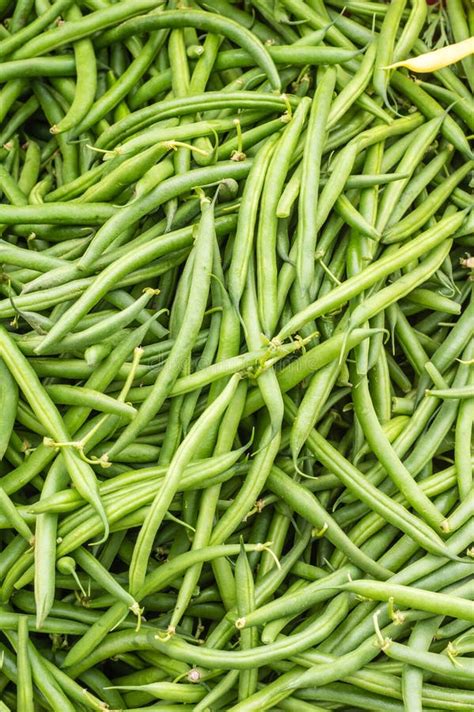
[0, 0, 473, 710]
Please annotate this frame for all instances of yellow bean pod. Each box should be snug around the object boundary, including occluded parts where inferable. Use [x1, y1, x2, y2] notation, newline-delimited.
[384, 37, 474, 72]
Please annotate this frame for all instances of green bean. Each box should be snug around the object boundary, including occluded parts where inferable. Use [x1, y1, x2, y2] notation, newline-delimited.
[383, 161, 474, 243]
[426, 385, 474, 400]
[280, 0, 355, 49]
[284, 395, 457, 560]
[401, 615, 442, 712]
[345, 371, 467, 507]
[243, 328, 383, 418]
[0, 326, 109, 542]
[40, 656, 107, 711]
[291, 357, 344, 468]
[63, 539, 276, 671]
[243, 258, 284, 443]
[0, 165, 28, 205]
[105, 202, 215, 460]
[72, 546, 140, 618]
[293, 685, 397, 711]
[0, 279, 92, 320]
[234, 541, 257, 699]
[44, 163, 108, 203]
[0, 488, 32, 542]
[226, 619, 415, 710]
[367, 337, 391, 419]
[269, 466, 391, 579]
[0, 240, 68, 273]
[257, 98, 311, 335]
[343, 580, 474, 622]
[0, 96, 39, 147]
[387, 146, 455, 227]
[405, 346, 473, 487]
[298, 679, 472, 710]
[260, 579, 308, 643]
[168, 594, 350, 675]
[380, 638, 474, 682]
[34, 82, 79, 184]
[351, 368, 445, 529]
[0, 535, 29, 584]
[335, 193, 381, 240]
[0, 202, 115, 225]
[454, 360, 473, 501]
[129, 372, 241, 594]
[415, 79, 474, 131]
[393, 0, 427, 62]
[328, 43, 376, 129]
[96, 10, 280, 91]
[0, 1, 70, 55]
[373, 0, 407, 105]
[388, 303, 429, 376]
[406, 287, 461, 315]
[214, 45, 361, 70]
[32, 459, 69, 630]
[105, 290, 168, 340]
[17, 141, 41, 197]
[78, 144, 169, 204]
[0, 56, 77, 82]
[129, 68, 172, 110]
[72, 30, 167, 138]
[61, 477, 239, 557]
[279, 170, 409, 219]
[44, 384, 136, 417]
[16, 220, 229, 356]
[332, 525, 474, 658]
[189, 526, 310, 652]
[16, 616, 34, 712]
[171, 379, 246, 622]
[0, 610, 90, 635]
[74, 161, 248, 271]
[297, 67, 336, 300]
[0, 358, 18, 460]
[38, 289, 157, 355]
[7, 0, 33, 33]
[277, 210, 466, 342]
[13, 590, 123, 628]
[201, 0, 290, 44]
[12, 0, 168, 59]
[65, 596, 354, 680]
[390, 72, 473, 159]
[108, 681, 206, 703]
[0, 80, 27, 126]
[200, 420, 271, 540]
[417, 295, 474, 395]
[331, 467, 458, 571]
[311, 115, 420, 244]
[2, 316, 157, 507]
[375, 115, 445, 234]
[228, 135, 278, 310]
[96, 92, 297, 150]
[445, 0, 474, 93]
[31, 451, 242, 515]
[48, 6, 96, 134]
[194, 671, 240, 712]
[26, 637, 77, 712]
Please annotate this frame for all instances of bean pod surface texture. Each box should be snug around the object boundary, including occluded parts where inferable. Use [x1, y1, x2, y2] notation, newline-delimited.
[0, 1, 473, 710]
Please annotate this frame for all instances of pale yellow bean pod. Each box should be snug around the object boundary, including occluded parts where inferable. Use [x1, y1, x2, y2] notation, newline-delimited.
[384, 37, 474, 72]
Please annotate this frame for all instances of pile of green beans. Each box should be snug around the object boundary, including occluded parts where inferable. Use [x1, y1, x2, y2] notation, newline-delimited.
[0, 0, 473, 710]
